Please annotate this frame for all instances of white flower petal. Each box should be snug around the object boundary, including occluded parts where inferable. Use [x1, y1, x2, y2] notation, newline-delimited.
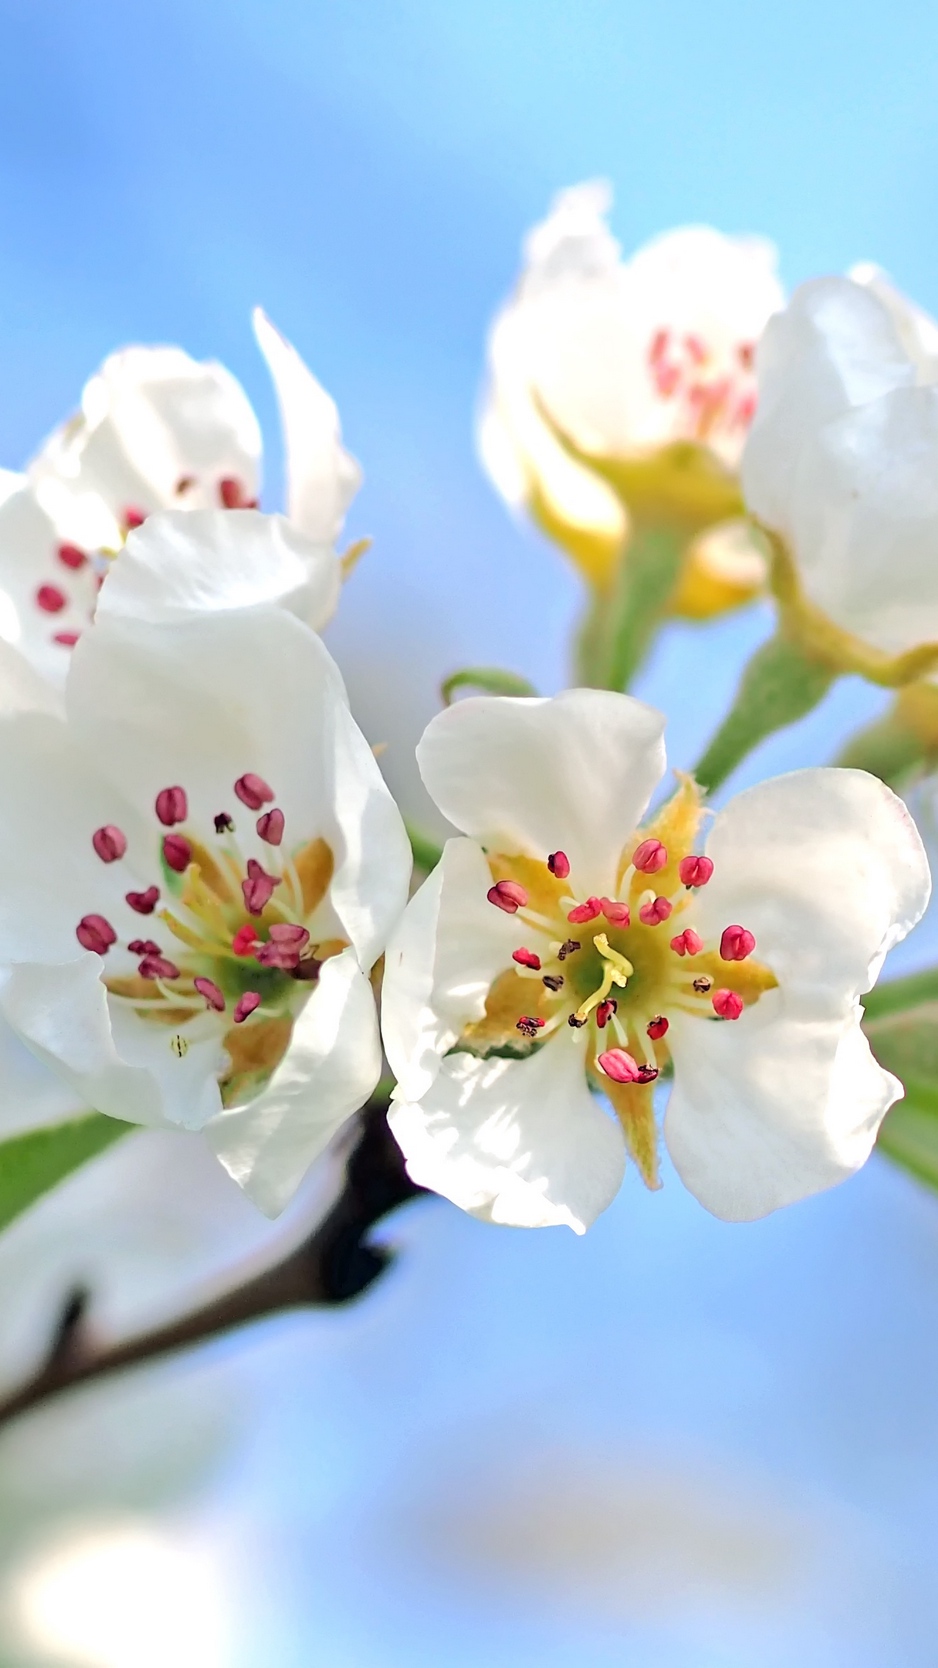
[206, 947, 380, 1215]
[665, 996, 899, 1220]
[253, 308, 362, 544]
[390, 1033, 624, 1234]
[0, 484, 95, 690]
[416, 689, 666, 893]
[327, 697, 413, 970]
[0, 993, 87, 1139]
[850, 262, 938, 384]
[381, 837, 522, 1102]
[96, 508, 340, 633]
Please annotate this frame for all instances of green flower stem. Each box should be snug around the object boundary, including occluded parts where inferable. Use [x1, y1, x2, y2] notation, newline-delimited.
[575, 524, 685, 691]
[693, 632, 836, 796]
[405, 822, 443, 875]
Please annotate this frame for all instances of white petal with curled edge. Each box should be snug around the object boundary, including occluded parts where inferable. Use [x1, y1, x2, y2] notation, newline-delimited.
[389, 1031, 625, 1233]
[206, 947, 381, 1216]
[850, 262, 938, 385]
[381, 837, 522, 1103]
[665, 995, 900, 1221]
[96, 508, 341, 633]
[0, 989, 87, 1140]
[254, 308, 362, 544]
[326, 697, 413, 971]
[693, 768, 931, 1009]
[416, 689, 666, 895]
[0, 484, 95, 692]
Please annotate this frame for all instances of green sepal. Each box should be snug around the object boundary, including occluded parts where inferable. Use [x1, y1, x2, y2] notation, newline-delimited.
[834, 709, 929, 790]
[440, 667, 538, 705]
[575, 525, 685, 691]
[405, 822, 443, 876]
[693, 632, 836, 795]
[863, 971, 938, 1192]
[0, 1112, 133, 1235]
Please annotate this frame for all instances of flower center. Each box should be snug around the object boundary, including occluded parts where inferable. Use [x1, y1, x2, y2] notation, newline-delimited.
[647, 329, 757, 445]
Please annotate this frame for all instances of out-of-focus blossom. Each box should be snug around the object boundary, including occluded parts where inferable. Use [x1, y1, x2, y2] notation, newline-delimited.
[382, 691, 928, 1228]
[0, 311, 360, 688]
[0, 529, 410, 1214]
[478, 181, 783, 609]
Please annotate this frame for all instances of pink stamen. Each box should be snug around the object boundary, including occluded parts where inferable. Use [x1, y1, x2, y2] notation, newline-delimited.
[597, 1047, 641, 1084]
[242, 857, 280, 916]
[53, 631, 80, 647]
[194, 977, 226, 1012]
[568, 896, 602, 924]
[670, 928, 703, 957]
[516, 1016, 545, 1038]
[640, 896, 672, 926]
[547, 850, 570, 879]
[596, 998, 617, 1028]
[123, 507, 147, 530]
[127, 938, 161, 956]
[487, 880, 528, 914]
[647, 1016, 669, 1040]
[712, 988, 744, 1020]
[155, 786, 188, 827]
[233, 991, 262, 1024]
[92, 824, 127, 863]
[76, 914, 116, 955]
[138, 954, 180, 981]
[679, 854, 713, 888]
[36, 584, 67, 614]
[512, 947, 542, 971]
[720, 924, 755, 962]
[162, 834, 192, 874]
[57, 543, 87, 570]
[632, 839, 667, 874]
[649, 328, 670, 366]
[234, 773, 275, 811]
[219, 477, 255, 509]
[256, 808, 285, 846]
[255, 923, 310, 970]
[126, 886, 159, 915]
[232, 924, 259, 956]
[601, 897, 630, 926]
[684, 333, 707, 365]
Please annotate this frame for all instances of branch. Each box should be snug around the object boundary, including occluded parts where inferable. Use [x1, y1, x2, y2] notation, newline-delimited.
[0, 1095, 422, 1432]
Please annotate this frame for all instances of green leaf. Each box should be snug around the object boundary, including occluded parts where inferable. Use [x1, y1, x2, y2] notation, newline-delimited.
[863, 966, 938, 1022]
[877, 1097, 938, 1191]
[405, 821, 443, 875]
[863, 993, 938, 1190]
[693, 632, 835, 795]
[440, 667, 538, 705]
[0, 1113, 133, 1235]
[575, 524, 685, 691]
[834, 705, 929, 789]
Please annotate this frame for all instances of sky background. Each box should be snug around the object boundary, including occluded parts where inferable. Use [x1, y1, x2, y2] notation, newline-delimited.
[1, 2, 938, 1663]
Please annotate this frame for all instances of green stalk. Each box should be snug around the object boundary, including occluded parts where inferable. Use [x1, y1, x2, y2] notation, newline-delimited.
[693, 632, 836, 795]
[575, 525, 685, 691]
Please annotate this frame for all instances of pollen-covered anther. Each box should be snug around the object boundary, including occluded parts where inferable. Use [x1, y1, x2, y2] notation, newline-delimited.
[214, 813, 235, 835]
[232, 923, 258, 956]
[516, 1016, 545, 1038]
[194, 977, 226, 1012]
[126, 886, 159, 915]
[639, 895, 673, 926]
[713, 988, 744, 1020]
[568, 895, 602, 924]
[92, 824, 127, 863]
[720, 924, 756, 962]
[595, 999, 618, 1028]
[138, 954, 181, 981]
[36, 584, 67, 614]
[557, 939, 580, 961]
[601, 897, 630, 925]
[257, 808, 285, 846]
[162, 833, 192, 873]
[636, 1065, 660, 1084]
[512, 947, 541, 970]
[679, 854, 714, 888]
[647, 1016, 669, 1040]
[568, 1013, 586, 1028]
[76, 914, 117, 954]
[547, 850, 570, 879]
[542, 973, 564, 991]
[487, 880, 528, 913]
[155, 786, 188, 826]
[233, 992, 261, 1024]
[57, 543, 87, 570]
[127, 938, 160, 956]
[597, 1047, 642, 1083]
[693, 975, 713, 994]
[234, 773, 275, 811]
[242, 857, 281, 916]
[632, 838, 668, 874]
[670, 928, 703, 956]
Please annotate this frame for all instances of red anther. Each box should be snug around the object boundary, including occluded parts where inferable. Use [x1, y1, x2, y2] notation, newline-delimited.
[567, 896, 602, 924]
[123, 507, 146, 530]
[76, 914, 116, 954]
[126, 885, 159, 915]
[596, 999, 617, 1028]
[636, 1065, 660, 1084]
[649, 328, 669, 365]
[57, 543, 87, 570]
[233, 772, 275, 811]
[713, 988, 744, 1020]
[219, 476, 252, 509]
[597, 1047, 642, 1084]
[269, 923, 310, 946]
[214, 812, 234, 835]
[257, 808, 285, 846]
[720, 924, 756, 962]
[232, 923, 258, 956]
[162, 833, 192, 873]
[92, 824, 126, 863]
[684, 332, 707, 365]
[547, 850, 570, 879]
[242, 857, 280, 916]
[632, 838, 668, 874]
[36, 584, 67, 614]
[669, 927, 702, 957]
[647, 1016, 669, 1040]
[233, 991, 261, 1024]
[194, 976, 226, 1012]
[512, 947, 542, 970]
[52, 631, 80, 647]
[516, 1015, 545, 1038]
[256, 924, 309, 969]
[601, 897, 630, 926]
[679, 854, 714, 888]
[138, 954, 180, 981]
[487, 880, 528, 914]
[640, 896, 672, 926]
[127, 938, 161, 956]
[155, 786, 188, 826]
